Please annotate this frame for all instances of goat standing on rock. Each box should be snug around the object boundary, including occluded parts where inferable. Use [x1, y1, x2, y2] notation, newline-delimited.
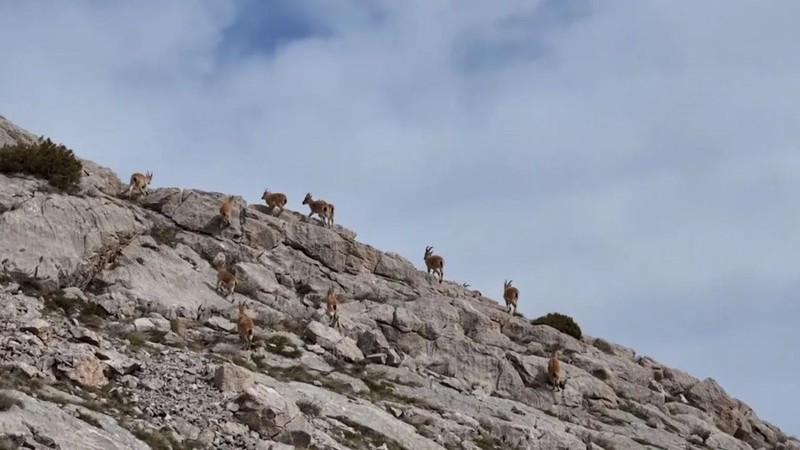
[261, 189, 287, 217]
[548, 348, 566, 391]
[423, 246, 445, 284]
[219, 195, 235, 226]
[327, 202, 336, 226]
[126, 171, 153, 198]
[326, 286, 340, 329]
[237, 300, 255, 350]
[503, 279, 519, 316]
[216, 261, 237, 299]
[302, 193, 334, 227]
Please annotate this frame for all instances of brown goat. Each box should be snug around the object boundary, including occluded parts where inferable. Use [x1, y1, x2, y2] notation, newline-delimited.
[503, 279, 519, 316]
[237, 300, 255, 350]
[261, 188, 288, 217]
[302, 193, 333, 227]
[126, 171, 153, 198]
[216, 262, 237, 299]
[325, 286, 340, 328]
[423, 246, 444, 283]
[219, 195, 235, 226]
[548, 348, 562, 391]
[327, 203, 336, 226]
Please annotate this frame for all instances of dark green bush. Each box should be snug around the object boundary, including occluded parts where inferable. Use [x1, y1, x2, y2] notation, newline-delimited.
[147, 225, 179, 248]
[530, 312, 583, 340]
[0, 392, 23, 411]
[0, 136, 83, 193]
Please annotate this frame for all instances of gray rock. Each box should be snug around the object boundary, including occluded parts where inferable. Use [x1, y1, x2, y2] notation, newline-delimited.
[305, 344, 326, 355]
[304, 321, 364, 362]
[234, 384, 310, 444]
[146, 314, 172, 332]
[357, 329, 394, 359]
[215, 363, 255, 393]
[206, 315, 237, 332]
[133, 317, 156, 332]
[298, 353, 334, 373]
[0, 389, 150, 450]
[95, 348, 141, 376]
[55, 349, 108, 388]
[327, 371, 370, 394]
[70, 326, 102, 346]
[20, 318, 50, 336]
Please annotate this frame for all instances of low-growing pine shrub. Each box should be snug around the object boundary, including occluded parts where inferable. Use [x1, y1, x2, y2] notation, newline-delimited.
[0, 136, 83, 193]
[530, 312, 583, 340]
[0, 392, 23, 411]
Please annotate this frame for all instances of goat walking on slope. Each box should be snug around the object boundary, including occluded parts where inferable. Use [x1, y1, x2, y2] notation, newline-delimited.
[219, 195, 235, 226]
[503, 279, 519, 316]
[423, 246, 445, 284]
[302, 193, 334, 227]
[237, 300, 255, 350]
[216, 261, 237, 300]
[261, 189, 288, 217]
[326, 286, 341, 329]
[126, 171, 153, 198]
[548, 348, 565, 391]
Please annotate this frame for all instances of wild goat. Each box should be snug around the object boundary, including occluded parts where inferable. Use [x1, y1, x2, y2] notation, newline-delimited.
[216, 261, 237, 299]
[325, 286, 340, 328]
[261, 189, 288, 217]
[237, 300, 255, 350]
[302, 193, 334, 227]
[503, 279, 519, 316]
[548, 348, 563, 391]
[327, 203, 336, 226]
[423, 246, 444, 283]
[126, 171, 153, 198]
[219, 195, 235, 226]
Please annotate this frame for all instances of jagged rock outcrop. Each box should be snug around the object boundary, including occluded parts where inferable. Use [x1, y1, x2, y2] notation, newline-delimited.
[1, 114, 798, 449]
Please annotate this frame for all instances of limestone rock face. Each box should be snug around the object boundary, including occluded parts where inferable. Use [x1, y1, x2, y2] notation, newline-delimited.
[1, 113, 797, 449]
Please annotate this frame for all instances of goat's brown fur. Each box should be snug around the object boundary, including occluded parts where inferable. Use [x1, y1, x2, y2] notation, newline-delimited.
[216, 262, 237, 299]
[327, 203, 336, 226]
[261, 189, 288, 217]
[423, 246, 445, 283]
[503, 279, 520, 316]
[548, 348, 562, 391]
[237, 300, 255, 350]
[126, 171, 153, 198]
[302, 193, 334, 227]
[325, 286, 340, 327]
[219, 195, 235, 226]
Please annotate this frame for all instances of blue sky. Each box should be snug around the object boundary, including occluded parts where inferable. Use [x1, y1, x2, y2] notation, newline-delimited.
[1, 0, 798, 435]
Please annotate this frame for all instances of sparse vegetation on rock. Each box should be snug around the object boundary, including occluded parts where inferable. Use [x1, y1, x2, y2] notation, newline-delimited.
[531, 311, 583, 340]
[0, 136, 83, 193]
[146, 225, 180, 247]
[0, 393, 22, 412]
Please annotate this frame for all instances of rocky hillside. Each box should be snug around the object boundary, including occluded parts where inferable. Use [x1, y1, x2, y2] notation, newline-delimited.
[0, 113, 797, 450]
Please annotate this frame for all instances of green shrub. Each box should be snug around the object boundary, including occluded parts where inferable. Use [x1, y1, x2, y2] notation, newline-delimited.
[42, 290, 109, 329]
[530, 312, 582, 340]
[0, 392, 23, 411]
[296, 399, 322, 417]
[146, 225, 180, 248]
[0, 136, 83, 193]
[263, 334, 302, 358]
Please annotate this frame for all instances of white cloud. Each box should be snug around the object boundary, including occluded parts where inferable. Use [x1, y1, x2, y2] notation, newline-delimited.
[1, 0, 799, 434]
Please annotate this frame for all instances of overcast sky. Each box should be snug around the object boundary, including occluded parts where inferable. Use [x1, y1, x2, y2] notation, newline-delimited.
[1, 0, 798, 435]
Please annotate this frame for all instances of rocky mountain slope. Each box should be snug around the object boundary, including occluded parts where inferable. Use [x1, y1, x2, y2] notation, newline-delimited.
[0, 113, 797, 450]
